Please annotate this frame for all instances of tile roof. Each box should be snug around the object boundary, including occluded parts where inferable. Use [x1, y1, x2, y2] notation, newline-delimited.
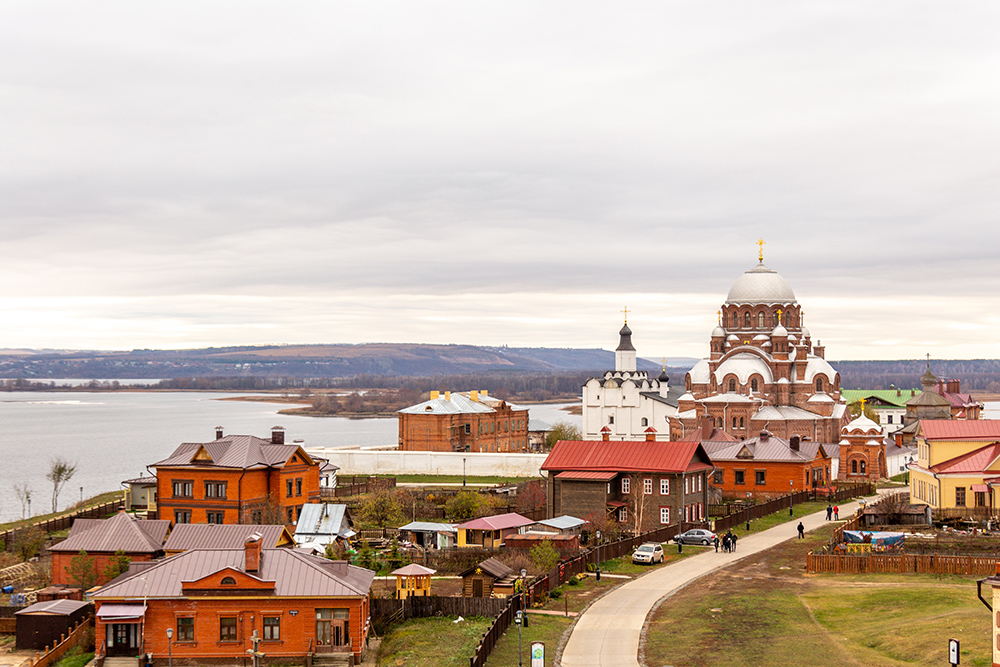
[51, 512, 166, 554]
[541, 440, 712, 474]
[152, 434, 310, 469]
[456, 512, 534, 531]
[93, 548, 374, 599]
[163, 524, 292, 552]
[919, 420, 1000, 441]
[931, 442, 1000, 474]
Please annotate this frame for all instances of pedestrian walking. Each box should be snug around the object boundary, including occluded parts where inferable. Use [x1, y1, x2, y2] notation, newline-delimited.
[826, 504, 833, 520]
[797, 521, 805, 539]
[834, 505, 839, 520]
[713, 536, 719, 552]
[722, 534, 731, 552]
[730, 531, 738, 551]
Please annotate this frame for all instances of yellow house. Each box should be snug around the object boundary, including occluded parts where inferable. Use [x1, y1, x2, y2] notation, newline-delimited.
[908, 420, 1000, 519]
[391, 563, 435, 599]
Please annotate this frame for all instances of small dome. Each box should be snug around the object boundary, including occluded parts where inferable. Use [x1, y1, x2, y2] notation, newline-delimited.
[801, 325, 811, 338]
[844, 413, 881, 434]
[725, 262, 798, 305]
[772, 323, 787, 337]
[619, 322, 632, 337]
[712, 325, 726, 337]
[727, 334, 740, 341]
[658, 370, 669, 383]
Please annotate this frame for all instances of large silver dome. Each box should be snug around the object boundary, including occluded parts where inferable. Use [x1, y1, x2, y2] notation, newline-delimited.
[725, 262, 797, 304]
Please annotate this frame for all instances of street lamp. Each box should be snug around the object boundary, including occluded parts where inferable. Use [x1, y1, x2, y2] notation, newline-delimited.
[595, 530, 602, 582]
[789, 479, 794, 516]
[520, 568, 528, 627]
[515, 610, 524, 667]
[463, 457, 467, 487]
[165, 627, 173, 667]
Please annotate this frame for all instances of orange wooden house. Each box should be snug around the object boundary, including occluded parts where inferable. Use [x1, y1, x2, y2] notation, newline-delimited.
[92, 535, 375, 666]
[49, 512, 169, 587]
[152, 427, 322, 526]
[702, 430, 835, 500]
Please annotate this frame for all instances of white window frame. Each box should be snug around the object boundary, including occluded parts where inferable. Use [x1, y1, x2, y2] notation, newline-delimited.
[659, 507, 670, 525]
[621, 477, 630, 494]
[643, 478, 653, 495]
[684, 477, 689, 494]
[618, 506, 627, 522]
[660, 478, 670, 495]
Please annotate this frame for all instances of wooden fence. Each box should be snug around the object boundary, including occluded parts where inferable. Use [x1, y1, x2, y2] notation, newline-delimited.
[25, 616, 91, 667]
[371, 596, 508, 629]
[712, 483, 875, 533]
[320, 476, 396, 499]
[469, 594, 523, 667]
[806, 552, 999, 575]
[0, 498, 124, 546]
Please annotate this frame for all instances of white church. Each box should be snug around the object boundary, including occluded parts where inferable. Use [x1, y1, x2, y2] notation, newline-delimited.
[581, 320, 683, 441]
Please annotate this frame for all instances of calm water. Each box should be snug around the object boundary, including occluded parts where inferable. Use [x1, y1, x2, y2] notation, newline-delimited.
[0, 392, 579, 523]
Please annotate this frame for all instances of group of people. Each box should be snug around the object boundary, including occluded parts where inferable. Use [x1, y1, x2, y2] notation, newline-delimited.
[825, 504, 840, 521]
[713, 529, 739, 553]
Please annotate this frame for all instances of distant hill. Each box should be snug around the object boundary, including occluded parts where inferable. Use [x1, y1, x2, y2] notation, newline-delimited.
[0, 343, 701, 380]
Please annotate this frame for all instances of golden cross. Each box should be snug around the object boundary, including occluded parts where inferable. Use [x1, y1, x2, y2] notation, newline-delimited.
[661, 356, 667, 371]
[717, 310, 722, 325]
[621, 306, 629, 324]
[776, 308, 783, 324]
[860, 397, 866, 411]
[757, 238, 766, 262]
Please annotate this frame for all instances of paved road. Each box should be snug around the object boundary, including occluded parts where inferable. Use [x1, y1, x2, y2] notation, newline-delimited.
[560, 495, 876, 667]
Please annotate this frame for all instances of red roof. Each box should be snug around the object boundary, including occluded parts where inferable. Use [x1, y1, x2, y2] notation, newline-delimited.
[676, 427, 738, 443]
[920, 420, 1000, 441]
[541, 440, 712, 474]
[931, 442, 1000, 474]
[554, 471, 617, 481]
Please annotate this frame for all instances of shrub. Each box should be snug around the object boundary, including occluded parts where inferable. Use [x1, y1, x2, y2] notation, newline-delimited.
[530, 541, 560, 572]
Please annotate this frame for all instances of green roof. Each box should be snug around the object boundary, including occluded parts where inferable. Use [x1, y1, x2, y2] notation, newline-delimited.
[841, 389, 921, 408]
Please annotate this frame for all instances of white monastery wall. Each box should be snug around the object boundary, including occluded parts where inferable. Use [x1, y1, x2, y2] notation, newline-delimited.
[307, 447, 548, 477]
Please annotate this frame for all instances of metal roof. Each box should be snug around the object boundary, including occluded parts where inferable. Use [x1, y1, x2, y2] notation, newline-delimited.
[459, 557, 513, 580]
[554, 471, 617, 481]
[542, 440, 712, 474]
[920, 420, 1000, 441]
[536, 515, 588, 530]
[399, 521, 457, 533]
[398, 393, 497, 415]
[96, 604, 146, 620]
[51, 512, 165, 554]
[93, 548, 374, 599]
[164, 524, 293, 552]
[702, 434, 836, 463]
[16, 599, 89, 616]
[725, 262, 797, 305]
[152, 435, 312, 470]
[391, 564, 436, 576]
[841, 389, 920, 408]
[293, 504, 353, 540]
[931, 442, 1000, 474]
[456, 513, 534, 531]
[121, 476, 157, 485]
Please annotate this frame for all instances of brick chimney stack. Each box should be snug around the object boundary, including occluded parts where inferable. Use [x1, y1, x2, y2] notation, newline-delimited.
[790, 435, 800, 451]
[271, 426, 285, 445]
[245, 533, 262, 572]
[701, 415, 714, 440]
[215, 426, 224, 440]
[601, 426, 611, 441]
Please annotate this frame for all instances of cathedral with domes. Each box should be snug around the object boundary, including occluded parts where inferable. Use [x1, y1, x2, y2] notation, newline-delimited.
[670, 248, 849, 443]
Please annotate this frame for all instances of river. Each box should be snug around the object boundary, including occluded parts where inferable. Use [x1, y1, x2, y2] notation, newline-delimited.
[0, 392, 579, 523]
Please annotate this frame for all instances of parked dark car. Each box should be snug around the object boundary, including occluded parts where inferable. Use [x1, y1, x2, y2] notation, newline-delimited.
[673, 529, 717, 546]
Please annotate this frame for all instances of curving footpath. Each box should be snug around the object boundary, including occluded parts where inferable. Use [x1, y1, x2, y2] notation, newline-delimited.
[560, 494, 879, 667]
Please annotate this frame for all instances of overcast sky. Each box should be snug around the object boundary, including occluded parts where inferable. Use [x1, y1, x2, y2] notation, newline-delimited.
[2, 2, 999, 361]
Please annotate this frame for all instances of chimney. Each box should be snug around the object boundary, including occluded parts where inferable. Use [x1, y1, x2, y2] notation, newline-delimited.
[759, 430, 770, 441]
[470, 390, 479, 402]
[896, 388, 901, 397]
[481, 389, 488, 396]
[445, 391, 451, 401]
[601, 426, 611, 441]
[701, 414, 714, 440]
[244, 533, 262, 572]
[790, 435, 800, 451]
[813, 340, 825, 359]
[271, 426, 285, 445]
[430, 390, 439, 400]
[645, 427, 657, 441]
[215, 426, 224, 440]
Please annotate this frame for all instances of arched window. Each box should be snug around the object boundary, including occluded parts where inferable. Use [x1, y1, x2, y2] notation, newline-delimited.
[773, 312, 780, 326]
[815, 377, 824, 392]
[728, 379, 736, 392]
[732, 417, 737, 429]
[640, 417, 648, 427]
[717, 417, 723, 427]
[860, 461, 866, 475]
[731, 313, 738, 328]
[221, 576, 237, 585]
[739, 417, 744, 427]
[751, 378, 758, 392]
[758, 312, 765, 328]
[744, 312, 751, 328]
[851, 460, 858, 474]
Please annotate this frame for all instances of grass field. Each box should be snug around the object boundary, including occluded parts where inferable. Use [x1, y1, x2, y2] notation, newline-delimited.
[0, 490, 124, 532]
[643, 524, 991, 667]
[485, 613, 572, 667]
[377, 616, 492, 667]
[388, 474, 537, 485]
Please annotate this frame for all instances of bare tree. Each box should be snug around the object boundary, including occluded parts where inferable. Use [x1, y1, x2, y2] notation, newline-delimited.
[14, 482, 31, 520]
[46, 457, 78, 513]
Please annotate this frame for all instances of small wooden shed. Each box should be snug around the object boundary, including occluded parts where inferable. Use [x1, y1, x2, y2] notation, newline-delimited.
[460, 558, 518, 598]
[16, 599, 91, 650]
[391, 563, 436, 599]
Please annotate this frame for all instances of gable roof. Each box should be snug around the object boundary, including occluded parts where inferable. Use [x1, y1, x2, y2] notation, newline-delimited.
[293, 504, 353, 539]
[460, 557, 513, 580]
[702, 434, 836, 463]
[919, 420, 1000, 441]
[676, 427, 739, 443]
[456, 512, 534, 531]
[541, 440, 712, 474]
[92, 548, 374, 599]
[151, 434, 313, 470]
[931, 442, 1000, 474]
[841, 389, 921, 408]
[51, 512, 165, 554]
[163, 524, 293, 552]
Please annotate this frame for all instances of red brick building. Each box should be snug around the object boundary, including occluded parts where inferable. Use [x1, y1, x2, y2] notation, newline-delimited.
[702, 430, 835, 500]
[152, 427, 321, 526]
[92, 535, 374, 666]
[398, 390, 529, 452]
[837, 412, 887, 481]
[49, 512, 169, 587]
[541, 437, 713, 533]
